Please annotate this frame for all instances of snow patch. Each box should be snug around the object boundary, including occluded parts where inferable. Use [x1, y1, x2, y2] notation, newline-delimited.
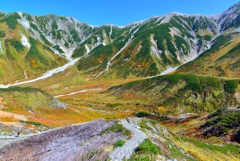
[109, 25, 113, 42]
[169, 27, 181, 37]
[161, 14, 173, 23]
[137, 45, 142, 51]
[20, 32, 31, 49]
[110, 26, 113, 37]
[209, 13, 222, 20]
[154, 16, 164, 24]
[150, 35, 161, 59]
[17, 12, 30, 29]
[85, 44, 90, 54]
[55, 88, 103, 98]
[0, 41, 4, 54]
[160, 66, 179, 75]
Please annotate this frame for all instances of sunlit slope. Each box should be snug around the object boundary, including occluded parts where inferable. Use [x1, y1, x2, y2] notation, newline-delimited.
[109, 74, 240, 114]
[177, 32, 240, 78]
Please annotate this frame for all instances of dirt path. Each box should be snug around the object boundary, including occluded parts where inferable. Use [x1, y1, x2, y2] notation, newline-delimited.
[109, 118, 147, 161]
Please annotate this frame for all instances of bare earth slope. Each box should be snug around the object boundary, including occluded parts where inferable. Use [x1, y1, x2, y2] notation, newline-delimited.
[0, 119, 119, 161]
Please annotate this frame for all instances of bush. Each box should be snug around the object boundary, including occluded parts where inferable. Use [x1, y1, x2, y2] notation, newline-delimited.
[136, 112, 151, 117]
[100, 124, 124, 135]
[114, 140, 125, 147]
[224, 80, 238, 94]
[136, 139, 160, 154]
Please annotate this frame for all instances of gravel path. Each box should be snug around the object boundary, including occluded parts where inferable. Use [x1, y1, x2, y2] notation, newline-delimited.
[109, 118, 147, 161]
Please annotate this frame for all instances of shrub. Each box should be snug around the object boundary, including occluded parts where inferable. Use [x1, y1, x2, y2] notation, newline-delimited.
[136, 112, 151, 117]
[136, 139, 160, 154]
[114, 140, 125, 147]
[100, 124, 124, 135]
[224, 80, 238, 94]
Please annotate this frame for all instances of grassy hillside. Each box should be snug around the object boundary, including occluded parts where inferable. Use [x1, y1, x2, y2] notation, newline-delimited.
[0, 22, 67, 83]
[109, 74, 240, 114]
[0, 86, 66, 113]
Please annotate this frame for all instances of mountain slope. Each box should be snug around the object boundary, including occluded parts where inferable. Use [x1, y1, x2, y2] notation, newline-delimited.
[108, 74, 240, 114]
[75, 14, 219, 78]
[0, 12, 95, 83]
[0, 2, 240, 83]
[177, 31, 240, 78]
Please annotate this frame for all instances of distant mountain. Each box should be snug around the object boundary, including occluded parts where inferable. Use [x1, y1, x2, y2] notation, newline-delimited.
[0, 2, 240, 82]
[177, 2, 240, 77]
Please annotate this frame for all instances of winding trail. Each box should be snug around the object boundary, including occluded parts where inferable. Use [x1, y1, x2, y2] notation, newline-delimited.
[109, 118, 147, 161]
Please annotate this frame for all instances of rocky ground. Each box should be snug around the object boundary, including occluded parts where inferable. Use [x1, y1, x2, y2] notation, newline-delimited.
[1, 116, 239, 161]
[0, 119, 123, 161]
[109, 118, 147, 160]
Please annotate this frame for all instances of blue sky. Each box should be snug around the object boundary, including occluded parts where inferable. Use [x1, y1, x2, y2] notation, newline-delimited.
[0, 0, 239, 26]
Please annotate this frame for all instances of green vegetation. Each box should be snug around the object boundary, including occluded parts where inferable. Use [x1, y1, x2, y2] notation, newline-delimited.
[0, 31, 6, 38]
[114, 140, 125, 147]
[177, 33, 238, 77]
[53, 45, 64, 53]
[0, 86, 59, 112]
[72, 45, 86, 58]
[136, 112, 151, 117]
[0, 86, 35, 92]
[222, 14, 240, 31]
[100, 123, 131, 136]
[224, 80, 238, 94]
[70, 29, 81, 42]
[204, 35, 212, 41]
[10, 40, 25, 52]
[40, 34, 51, 46]
[137, 139, 160, 154]
[139, 120, 151, 129]
[30, 22, 39, 31]
[19, 120, 48, 127]
[207, 107, 227, 119]
[110, 74, 240, 114]
[202, 110, 240, 136]
[0, 13, 20, 29]
[174, 35, 190, 55]
[127, 139, 160, 161]
[51, 21, 58, 30]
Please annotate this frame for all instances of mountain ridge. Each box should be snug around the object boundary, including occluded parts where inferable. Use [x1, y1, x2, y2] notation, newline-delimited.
[0, 2, 240, 83]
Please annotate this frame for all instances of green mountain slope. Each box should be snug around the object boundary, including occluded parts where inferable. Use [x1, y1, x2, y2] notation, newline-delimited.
[0, 86, 66, 112]
[109, 74, 240, 114]
[177, 32, 240, 78]
[75, 14, 219, 78]
[0, 2, 240, 82]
